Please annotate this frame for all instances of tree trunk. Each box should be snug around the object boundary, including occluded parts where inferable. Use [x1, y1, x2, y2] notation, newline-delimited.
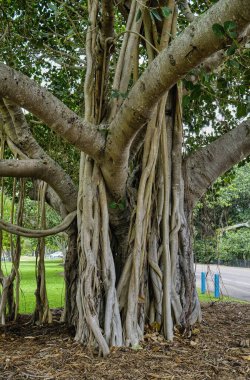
[74, 85, 201, 355]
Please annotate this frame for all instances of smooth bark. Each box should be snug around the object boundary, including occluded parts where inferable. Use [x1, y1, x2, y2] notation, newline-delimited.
[0, 64, 105, 160]
[185, 118, 250, 206]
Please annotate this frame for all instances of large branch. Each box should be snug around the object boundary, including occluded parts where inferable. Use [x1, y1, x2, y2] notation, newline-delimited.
[184, 118, 250, 206]
[0, 64, 105, 160]
[0, 159, 77, 212]
[0, 99, 77, 213]
[103, 0, 250, 196]
[219, 222, 250, 233]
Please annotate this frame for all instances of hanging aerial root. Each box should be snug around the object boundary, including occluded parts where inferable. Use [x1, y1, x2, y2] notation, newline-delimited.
[0, 210, 77, 238]
[76, 155, 122, 356]
[34, 181, 52, 324]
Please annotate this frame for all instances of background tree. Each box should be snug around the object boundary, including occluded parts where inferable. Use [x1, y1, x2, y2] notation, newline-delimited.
[194, 162, 250, 264]
[0, 0, 249, 355]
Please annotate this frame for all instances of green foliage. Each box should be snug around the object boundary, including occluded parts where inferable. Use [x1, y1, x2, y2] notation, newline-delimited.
[111, 89, 128, 99]
[219, 229, 250, 262]
[194, 228, 250, 264]
[194, 163, 250, 264]
[212, 23, 226, 38]
[212, 21, 237, 39]
[161, 6, 172, 18]
[183, 15, 248, 155]
[150, 9, 162, 22]
[109, 199, 126, 211]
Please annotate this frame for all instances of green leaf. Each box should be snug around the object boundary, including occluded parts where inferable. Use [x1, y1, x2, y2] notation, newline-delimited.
[224, 20, 236, 30]
[191, 85, 202, 100]
[224, 20, 236, 32]
[150, 9, 162, 22]
[120, 91, 128, 99]
[217, 78, 227, 90]
[136, 9, 142, 22]
[161, 6, 172, 18]
[109, 201, 117, 209]
[226, 43, 237, 56]
[111, 89, 120, 99]
[236, 103, 247, 118]
[132, 344, 143, 351]
[111, 89, 128, 99]
[227, 59, 240, 69]
[183, 95, 191, 107]
[224, 21, 237, 38]
[212, 23, 225, 38]
[49, 2, 57, 12]
[118, 199, 126, 210]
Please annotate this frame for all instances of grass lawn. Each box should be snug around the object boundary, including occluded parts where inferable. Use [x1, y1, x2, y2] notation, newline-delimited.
[197, 288, 248, 303]
[1, 259, 65, 313]
[1, 259, 247, 315]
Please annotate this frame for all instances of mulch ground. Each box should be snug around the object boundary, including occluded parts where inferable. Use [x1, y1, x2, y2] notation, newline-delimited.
[0, 302, 249, 380]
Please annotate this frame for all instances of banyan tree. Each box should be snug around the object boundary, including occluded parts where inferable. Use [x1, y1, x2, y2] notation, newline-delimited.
[0, 0, 249, 355]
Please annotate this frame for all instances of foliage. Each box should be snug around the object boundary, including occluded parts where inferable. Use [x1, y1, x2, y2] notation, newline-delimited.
[194, 163, 250, 263]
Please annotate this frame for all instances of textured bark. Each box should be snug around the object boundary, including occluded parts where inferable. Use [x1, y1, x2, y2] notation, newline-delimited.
[63, 224, 79, 327]
[0, 99, 77, 213]
[102, 0, 250, 198]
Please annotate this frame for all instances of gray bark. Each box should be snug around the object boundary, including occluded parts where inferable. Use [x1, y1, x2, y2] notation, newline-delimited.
[184, 118, 250, 206]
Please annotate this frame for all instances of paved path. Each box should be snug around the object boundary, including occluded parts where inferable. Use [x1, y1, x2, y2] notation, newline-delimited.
[195, 264, 250, 302]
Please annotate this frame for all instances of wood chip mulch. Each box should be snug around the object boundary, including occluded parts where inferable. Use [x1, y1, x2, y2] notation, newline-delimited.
[0, 302, 249, 380]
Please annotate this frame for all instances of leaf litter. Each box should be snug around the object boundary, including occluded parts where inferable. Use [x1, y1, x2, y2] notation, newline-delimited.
[0, 302, 249, 379]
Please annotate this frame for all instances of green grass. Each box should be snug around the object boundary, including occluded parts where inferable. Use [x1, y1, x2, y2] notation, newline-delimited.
[1, 259, 247, 315]
[197, 288, 248, 303]
[1, 259, 65, 313]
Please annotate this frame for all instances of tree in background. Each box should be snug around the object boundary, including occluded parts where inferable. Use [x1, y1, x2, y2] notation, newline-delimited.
[0, 0, 249, 355]
[194, 163, 250, 264]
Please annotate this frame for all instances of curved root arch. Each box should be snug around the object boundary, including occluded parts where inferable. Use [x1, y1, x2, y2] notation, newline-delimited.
[0, 211, 77, 238]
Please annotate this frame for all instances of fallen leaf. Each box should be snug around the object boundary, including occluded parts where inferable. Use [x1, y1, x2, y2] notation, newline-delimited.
[132, 344, 143, 350]
[242, 355, 250, 361]
[192, 328, 200, 336]
[190, 340, 197, 347]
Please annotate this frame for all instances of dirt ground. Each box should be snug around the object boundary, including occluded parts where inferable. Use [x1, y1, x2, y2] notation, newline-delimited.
[0, 302, 249, 380]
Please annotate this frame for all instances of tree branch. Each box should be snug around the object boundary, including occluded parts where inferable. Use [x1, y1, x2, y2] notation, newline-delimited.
[101, 0, 114, 45]
[0, 159, 76, 212]
[184, 118, 250, 206]
[103, 0, 250, 197]
[219, 221, 250, 233]
[177, 0, 195, 23]
[0, 64, 105, 160]
[0, 99, 78, 212]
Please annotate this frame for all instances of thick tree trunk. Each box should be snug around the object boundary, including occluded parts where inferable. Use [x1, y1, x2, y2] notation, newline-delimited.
[74, 86, 201, 355]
